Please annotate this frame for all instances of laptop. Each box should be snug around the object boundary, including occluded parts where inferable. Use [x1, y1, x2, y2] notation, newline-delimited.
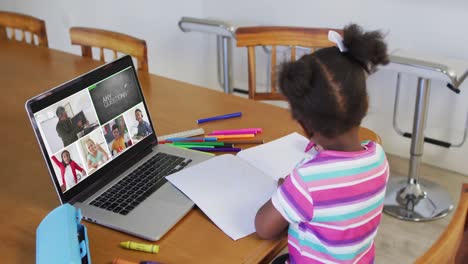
[25, 55, 212, 241]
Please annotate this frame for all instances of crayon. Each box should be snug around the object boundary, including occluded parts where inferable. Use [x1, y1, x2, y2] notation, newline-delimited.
[113, 257, 138, 264]
[120, 241, 159, 254]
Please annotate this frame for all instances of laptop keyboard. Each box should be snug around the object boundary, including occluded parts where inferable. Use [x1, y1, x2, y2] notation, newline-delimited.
[89, 152, 192, 215]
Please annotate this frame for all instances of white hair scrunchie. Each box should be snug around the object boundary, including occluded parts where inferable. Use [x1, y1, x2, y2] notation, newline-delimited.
[328, 30, 348, 53]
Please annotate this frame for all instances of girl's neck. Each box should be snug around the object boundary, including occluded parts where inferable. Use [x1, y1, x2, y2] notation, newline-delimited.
[317, 127, 362, 152]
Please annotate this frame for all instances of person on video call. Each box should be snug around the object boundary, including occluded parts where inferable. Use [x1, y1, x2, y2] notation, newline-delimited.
[56, 106, 84, 147]
[135, 109, 151, 137]
[111, 124, 126, 155]
[51, 150, 86, 192]
[85, 138, 109, 169]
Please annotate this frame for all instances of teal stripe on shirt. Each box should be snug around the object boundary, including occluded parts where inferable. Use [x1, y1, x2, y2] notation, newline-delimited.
[313, 197, 385, 222]
[301, 151, 385, 182]
[289, 228, 372, 260]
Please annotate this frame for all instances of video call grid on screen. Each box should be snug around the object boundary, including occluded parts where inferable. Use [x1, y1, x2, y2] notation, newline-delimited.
[33, 67, 153, 193]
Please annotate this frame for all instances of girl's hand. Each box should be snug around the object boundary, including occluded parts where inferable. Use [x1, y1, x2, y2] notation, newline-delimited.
[277, 178, 285, 187]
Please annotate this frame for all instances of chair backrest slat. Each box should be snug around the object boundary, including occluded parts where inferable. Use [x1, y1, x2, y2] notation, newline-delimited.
[247, 46, 256, 100]
[270, 45, 277, 93]
[99, 47, 105, 62]
[291, 46, 296, 62]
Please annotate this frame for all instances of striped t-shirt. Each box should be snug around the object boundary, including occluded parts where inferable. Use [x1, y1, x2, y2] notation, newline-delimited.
[271, 141, 389, 264]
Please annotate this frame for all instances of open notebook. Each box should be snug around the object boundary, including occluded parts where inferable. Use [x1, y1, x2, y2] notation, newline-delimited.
[167, 132, 315, 240]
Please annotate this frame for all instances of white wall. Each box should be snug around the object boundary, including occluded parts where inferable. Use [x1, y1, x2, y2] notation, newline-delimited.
[0, 0, 210, 87]
[2, 0, 467, 176]
[201, 0, 468, 176]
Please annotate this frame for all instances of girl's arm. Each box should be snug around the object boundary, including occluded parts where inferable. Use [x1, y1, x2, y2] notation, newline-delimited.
[144, 121, 152, 134]
[71, 160, 84, 172]
[72, 161, 87, 176]
[51, 155, 66, 186]
[51, 155, 62, 168]
[255, 199, 289, 240]
[96, 144, 109, 161]
[87, 158, 98, 169]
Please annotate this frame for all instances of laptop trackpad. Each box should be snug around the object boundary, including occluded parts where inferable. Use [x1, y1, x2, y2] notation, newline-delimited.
[79, 183, 193, 240]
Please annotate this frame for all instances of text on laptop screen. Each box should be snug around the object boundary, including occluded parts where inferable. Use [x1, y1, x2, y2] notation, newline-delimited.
[33, 67, 153, 193]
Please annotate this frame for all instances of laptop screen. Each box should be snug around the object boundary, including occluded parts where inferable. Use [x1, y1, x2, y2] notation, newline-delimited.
[28, 58, 155, 198]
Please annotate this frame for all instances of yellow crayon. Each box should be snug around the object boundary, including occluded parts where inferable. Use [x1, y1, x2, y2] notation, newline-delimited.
[120, 241, 159, 254]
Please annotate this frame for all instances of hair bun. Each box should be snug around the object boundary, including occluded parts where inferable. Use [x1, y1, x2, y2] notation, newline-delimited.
[343, 24, 389, 72]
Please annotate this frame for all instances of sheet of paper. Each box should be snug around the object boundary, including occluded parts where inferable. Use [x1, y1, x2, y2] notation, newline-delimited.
[167, 154, 277, 240]
[236, 132, 312, 180]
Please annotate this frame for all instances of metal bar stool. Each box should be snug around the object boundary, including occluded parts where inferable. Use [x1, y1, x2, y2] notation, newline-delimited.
[178, 17, 239, 94]
[383, 52, 468, 221]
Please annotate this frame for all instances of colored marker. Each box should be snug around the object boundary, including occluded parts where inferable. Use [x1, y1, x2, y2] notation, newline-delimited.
[173, 141, 225, 146]
[197, 112, 242, 124]
[120, 241, 159, 254]
[189, 147, 241, 152]
[166, 137, 217, 142]
[214, 144, 234, 148]
[170, 144, 215, 148]
[159, 139, 204, 144]
[167, 144, 216, 156]
[213, 134, 255, 139]
[219, 139, 264, 144]
[209, 128, 262, 135]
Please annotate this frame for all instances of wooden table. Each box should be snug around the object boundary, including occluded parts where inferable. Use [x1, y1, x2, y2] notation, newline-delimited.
[0, 42, 293, 264]
[0, 42, 377, 263]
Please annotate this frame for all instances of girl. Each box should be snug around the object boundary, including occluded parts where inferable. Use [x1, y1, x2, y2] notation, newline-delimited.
[51, 150, 86, 192]
[255, 24, 390, 264]
[86, 138, 109, 170]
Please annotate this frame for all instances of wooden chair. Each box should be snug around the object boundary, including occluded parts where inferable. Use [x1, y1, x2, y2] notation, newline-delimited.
[236, 26, 340, 101]
[236, 26, 382, 144]
[69, 27, 148, 72]
[359, 127, 382, 145]
[415, 183, 468, 264]
[0, 11, 48, 47]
